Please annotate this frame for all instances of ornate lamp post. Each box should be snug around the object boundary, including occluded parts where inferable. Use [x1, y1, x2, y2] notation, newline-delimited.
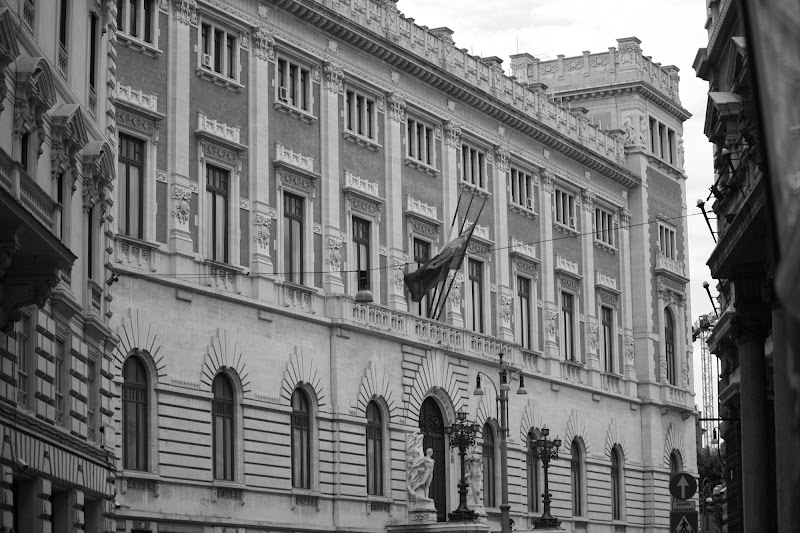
[446, 410, 481, 522]
[532, 427, 562, 529]
[474, 353, 528, 533]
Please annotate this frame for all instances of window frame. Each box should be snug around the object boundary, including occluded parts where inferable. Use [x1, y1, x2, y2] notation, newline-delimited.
[351, 215, 372, 292]
[283, 191, 306, 286]
[116, 0, 161, 54]
[205, 163, 230, 264]
[601, 304, 615, 374]
[15, 311, 32, 409]
[291, 388, 313, 489]
[212, 373, 235, 481]
[118, 133, 146, 240]
[665, 307, 676, 385]
[560, 290, 577, 362]
[460, 142, 487, 191]
[610, 447, 625, 521]
[517, 275, 533, 350]
[482, 423, 497, 508]
[122, 355, 149, 472]
[198, 142, 241, 268]
[509, 166, 537, 214]
[593, 206, 617, 251]
[570, 439, 586, 517]
[527, 430, 541, 513]
[275, 54, 313, 116]
[466, 257, 486, 334]
[405, 116, 437, 171]
[554, 187, 577, 231]
[658, 222, 677, 260]
[116, 121, 159, 244]
[344, 85, 380, 147]
[197, 15, 243, 88]
[54, 330, 69, 427]
[411, 236, 434, 318]
[365, 401, 384, 496]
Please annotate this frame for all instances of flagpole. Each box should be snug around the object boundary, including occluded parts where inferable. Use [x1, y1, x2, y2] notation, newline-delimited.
[434, 197, 487, 322]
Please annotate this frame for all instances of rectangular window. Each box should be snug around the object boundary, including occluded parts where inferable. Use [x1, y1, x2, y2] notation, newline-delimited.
[467, 259, 484, 333]
[89, 13, 99, 91]
[407, 118, 433, 166]
[649, 117, 657, 154]
[353, 217, 371, 290]
[59, 0, 69, 47]
[667, 129, 676, 164]
[276, 57, 311, 112]
[118, 134, 145, 239]
[87, 356, 97, 441]
[510, 168, 535, 211]
[594, 207, 615, 248]
[283, 192, 304, 285]
[200, 21, 238, 81]
[116, 0, 155, 44]
[561, 291, 575, 361]
[20, 133, 30, 175]
[57, 172, 65, 240]
[555, 189, 576, 229]
[527, 447, 539, 513]
[461, 144, 486, 189]
[658, 224, 676, 260]
[602, 305, 614, 373]
[345, 89, 376, 140]
[55, 337, 66, 425]
[87, 207, 95, 280]
[206, 165, 229, 263]
[413, 238, 432, 318]
[16, 314, 30, 408]
[517, 276, 532, 349]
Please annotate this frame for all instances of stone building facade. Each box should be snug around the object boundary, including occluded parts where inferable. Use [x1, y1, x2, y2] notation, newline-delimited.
[0, 0, 119, 531]
[108, 1, 696, 532]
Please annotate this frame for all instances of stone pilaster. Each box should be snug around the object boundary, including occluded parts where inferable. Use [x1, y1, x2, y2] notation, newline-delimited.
[37, 477, 52, 533]
[442, 120, 463, 327]
[386, 93, 407, 310]
[540, 168, 558, 362]
[321, 62, 344, 293]
[0, 465, 12, 530]
[68, 489, 85, 533]
[493, 144, 513, 341]
[619, 205, 637, 388]
[580, 188, 600, 383]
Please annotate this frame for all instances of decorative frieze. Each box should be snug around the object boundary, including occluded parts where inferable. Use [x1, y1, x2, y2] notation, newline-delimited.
[581, 188, 595, 211]
[117, 110, 159, 143]
[409, 220, 438, 239]
[499, 293, 513, 325]
[625, 335, 635, 364]
[391, 254, 408, 292]
[117, 83, 159, 112]
[197, 111, 241, 144]
[199, 139, 239, 165]
[464, 220, 490, 241]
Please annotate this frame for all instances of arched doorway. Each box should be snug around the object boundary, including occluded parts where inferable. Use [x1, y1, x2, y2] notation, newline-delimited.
[419, 397, 447, 522]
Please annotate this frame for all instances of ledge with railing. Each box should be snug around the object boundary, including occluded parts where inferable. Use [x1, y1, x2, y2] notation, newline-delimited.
[655, 252, 687, 281]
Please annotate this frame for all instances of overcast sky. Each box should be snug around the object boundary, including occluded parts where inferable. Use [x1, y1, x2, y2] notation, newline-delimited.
[399, 0, 717, 404]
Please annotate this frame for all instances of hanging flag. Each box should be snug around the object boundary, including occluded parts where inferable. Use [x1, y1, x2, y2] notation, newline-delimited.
[404, 222, 477, 303]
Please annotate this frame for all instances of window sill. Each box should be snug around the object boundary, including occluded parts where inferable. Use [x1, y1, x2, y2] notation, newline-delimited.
[211, 480, 246, 504]
[593, 239, 617, 254]
[366, 495, 393, 514]
[459, 181, 491, 198]
[509, 203, 537, 219]
[291, 488, 321, 511]
[120, 470, 162, 497]
[404, 156, 438, 176]
[196, 67, 243, 93]
[553, 222, 580, 237]
[343, 130, 381, 151]
[274, 100, 316, 124]
[117, 32, 162, 57]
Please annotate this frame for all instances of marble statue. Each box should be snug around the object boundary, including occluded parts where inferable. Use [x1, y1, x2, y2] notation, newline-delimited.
[466, 452, 484, 507]
[407, 433, 435, 502]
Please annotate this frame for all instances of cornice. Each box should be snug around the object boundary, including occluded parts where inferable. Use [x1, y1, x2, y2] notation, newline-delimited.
[268, 0, 640, 190]
[706, 0, 736, 64]
[559, 83, 692, 123]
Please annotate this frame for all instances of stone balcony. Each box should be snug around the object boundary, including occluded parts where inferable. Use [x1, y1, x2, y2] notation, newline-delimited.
[655, 252, 688, 282]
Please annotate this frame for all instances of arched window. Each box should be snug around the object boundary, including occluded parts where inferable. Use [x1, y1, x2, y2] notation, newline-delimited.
[122, 356, 148, 471]
[611, 447, 623, 520]
[665, 308, 676, 385]
[571, 440, 584, 516]
[366, 401, 383, 496]
[482, 423, 496, 507]
[212, 374, 234, 481]
[291, 388, 311, 489]
[527, 430, 540, 513]
[670, 451, 682, 505]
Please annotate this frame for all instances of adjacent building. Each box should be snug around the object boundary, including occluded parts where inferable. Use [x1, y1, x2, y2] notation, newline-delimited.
[0, 0, 118, 531]
[694, 0, 800, 531]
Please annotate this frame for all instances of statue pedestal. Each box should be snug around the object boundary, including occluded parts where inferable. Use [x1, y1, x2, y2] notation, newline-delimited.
[471, 504, 488, 523]
[407, 500, 437, 524]
[388, 521, 491, 533]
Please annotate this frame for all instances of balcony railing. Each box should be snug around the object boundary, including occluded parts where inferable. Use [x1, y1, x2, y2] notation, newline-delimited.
[655, 253, 686, 279]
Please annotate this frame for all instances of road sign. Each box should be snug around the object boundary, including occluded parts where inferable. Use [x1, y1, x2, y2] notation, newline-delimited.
[670, 511, 698, 533]
[672, 500, 697, 512]
[669, 472, 698, 500]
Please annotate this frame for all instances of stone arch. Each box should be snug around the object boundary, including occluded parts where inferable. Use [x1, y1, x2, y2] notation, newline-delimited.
[113, 308, 166, 381]
[564, 409, 591, 455]
[404, 349, 466, 425]
[663, 422, 686, 469]
[14, 56, 57, 136]
[604, 418, 628, 462]
[474, 379, 497, 430]
[201, 328, 250, 394]
[519, 398, 545, 444]
[356, 360, 399, 421]
[280, 346, 325, 410]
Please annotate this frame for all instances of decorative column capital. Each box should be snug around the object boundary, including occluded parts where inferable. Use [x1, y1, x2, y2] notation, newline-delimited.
[444, 120, 461, 149]
[581, 188, 595, 212]
[252, 27, 274, 61]
[386, 93, 406, 122]
[323, 62, 343, 94]
[493, 145, 510, 173]
[175, 0, 197, 25]
[541, 169, 555, 193]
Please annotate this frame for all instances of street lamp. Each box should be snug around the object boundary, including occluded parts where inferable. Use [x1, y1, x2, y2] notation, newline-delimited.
[446, 410, 481, 522]
[474, 353, 528, 533]
[531, 426, 562, 529]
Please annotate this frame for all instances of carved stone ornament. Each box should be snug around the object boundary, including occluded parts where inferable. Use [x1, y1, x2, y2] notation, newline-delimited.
[200, 139, 239, 165]
[323, 62, 343, 94]
[541, 169, 555, 193]
[587, 322, 598, 351]
[559, 275, 580, 292]
[391, 254, 407, 291]
[444, 120, 461, 149]
[254, 212, 272, 250]
[581, 188, 595, 212]
[410, 220, 438, 239]
[448, 271, 463, 307]
[620, 208, 631, 226]
[499, 293, 513, 325]
[546, 310, 559, 338]
[515, 260, 537, 276]
[171, 185, 192, 224]
[117, 110, 159, 143]
[387, 93, 406, 123]
[494, 145, 510, 173]
[175, 0, 197, 25]
[252, 27, 274, 61]
[625, 335, 634, 363]
[328, 237, 343, 271]
[681, 363, 690, 387]
[406, 432, 435, 503]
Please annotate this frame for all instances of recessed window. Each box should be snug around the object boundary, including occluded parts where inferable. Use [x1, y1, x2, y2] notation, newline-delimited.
[283, 192, 304, 285]
[366, 401, 383, 496]
[611, 448, 623, 520]
[517, 276, 532, 349]
[555, 189, 576, 229]
[658, 223, 677, 260]
[594, 207, 616, 248]
[665, 308, 676, 385]
[467, 258, 484, 333]
[122, 356, 148, 471]
[353, 217, 371, 291]
[510, 168, 535, 211]
[649, 116, 677, 164]
[561, 291, 575, 361]
[527, 431, 540, 513]
[407, 118, 433, 166]
[571, 440, 584, 516]
[15, 314, 31, 408]
[602, 305, 614, 373]
[345, 88, 376, 141]
[461, 143, 486, 189]
[55, 337, 67, 426]
[118, 134, 145, 239]
[291, 388, 311, 489]
[212, 373, 234, 481]
[482, 424, 496, 507]
[200, 21, 239, 81]
[116, 0, 155, 44]
[412, 238, 432, 318]
[87, 355, 98, 441]
[276, 57, 310, 112]
[206, 165, 229, 263]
